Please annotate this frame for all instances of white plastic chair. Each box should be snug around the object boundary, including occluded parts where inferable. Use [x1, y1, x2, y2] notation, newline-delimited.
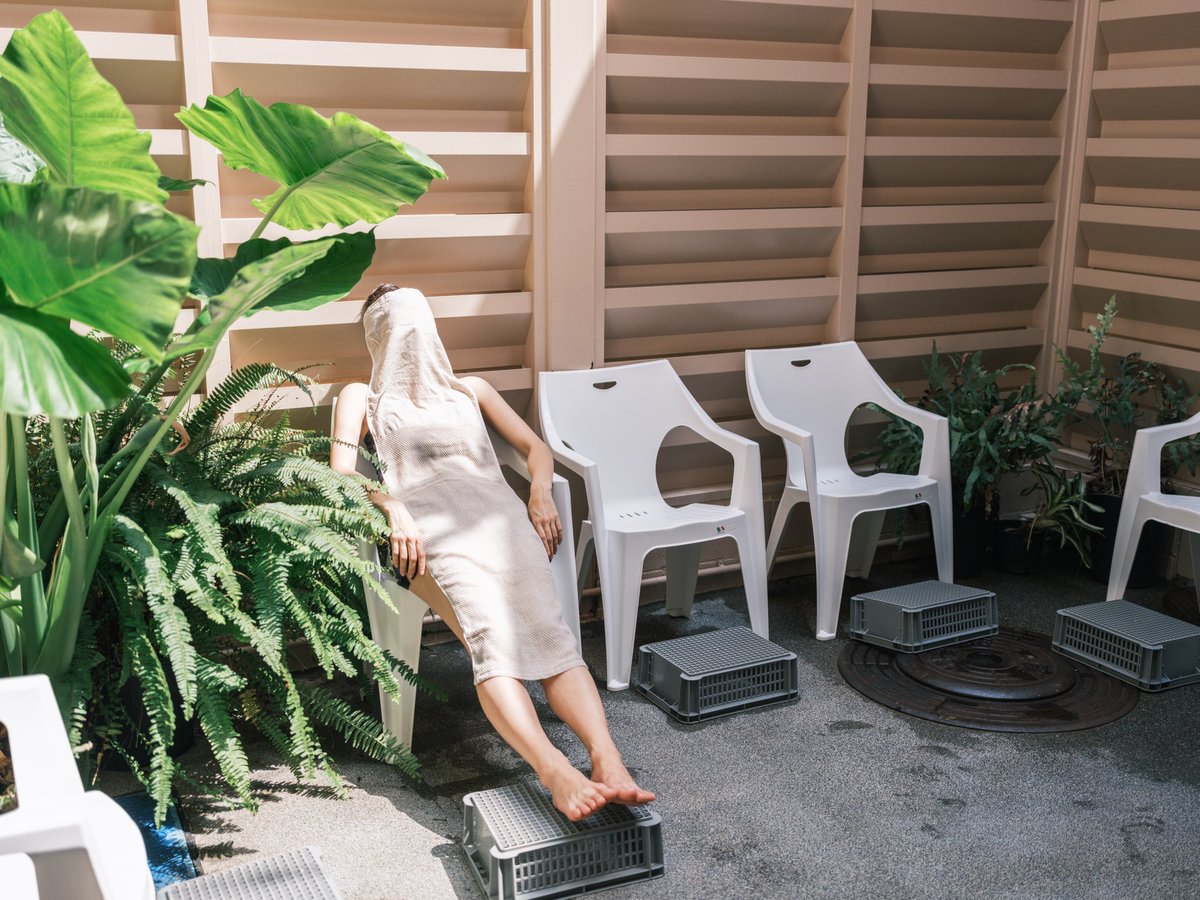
[1106, 411, 1200, 608]
[0, 853, 39, 900]
[330, 394, 582, 747]
[539, 359, 770, 691]
[0, 675, 154, 900]
[746, 343, 953, 640]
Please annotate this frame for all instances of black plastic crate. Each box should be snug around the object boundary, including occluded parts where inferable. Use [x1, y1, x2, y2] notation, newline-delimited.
[634, 626, 799, 723]
[850, 581, 998, 653]
[462, 783, 664, 900]
[1053, 600, 1200, 692]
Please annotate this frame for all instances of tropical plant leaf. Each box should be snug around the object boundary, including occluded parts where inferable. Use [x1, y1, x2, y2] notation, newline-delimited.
[158, 176, 208, 193]
[0, 11, 165, 203]
[166, 239, 333, 360]
[176, 89, 444, 230]
[0, 114, 43, 184]
[0, 305, 131, 416]
[190, 232, 374, 314]
[0, 182, 197, 357]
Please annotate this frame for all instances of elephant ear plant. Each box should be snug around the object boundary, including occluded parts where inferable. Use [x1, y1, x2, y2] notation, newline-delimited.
[0, 10, 444, 817]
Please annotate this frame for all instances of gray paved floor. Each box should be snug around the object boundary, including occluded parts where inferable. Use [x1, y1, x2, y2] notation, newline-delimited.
[178, 557, 1200, 899]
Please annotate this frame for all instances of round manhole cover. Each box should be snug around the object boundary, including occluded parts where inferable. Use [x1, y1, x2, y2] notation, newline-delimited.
[838, 628, 1139, 733]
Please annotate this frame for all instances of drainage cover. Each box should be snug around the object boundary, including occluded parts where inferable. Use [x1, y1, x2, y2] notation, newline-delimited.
[838, 627, 1138, 732]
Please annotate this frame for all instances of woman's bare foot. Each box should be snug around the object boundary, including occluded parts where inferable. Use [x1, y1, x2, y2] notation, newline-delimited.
[590, 751, 656, 806]
[539, 762, 613, 821]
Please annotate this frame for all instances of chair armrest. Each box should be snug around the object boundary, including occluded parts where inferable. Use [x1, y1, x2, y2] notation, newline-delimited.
[1133, 411, 1200, 456]
[486, 426, 569, 488]
[1125, 411, 1200, 498]
[866, 393, 950, 481]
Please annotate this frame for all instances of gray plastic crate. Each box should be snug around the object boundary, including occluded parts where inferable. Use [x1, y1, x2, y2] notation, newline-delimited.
[634, 626, 799, 723]
[1053, 600, 1200, 692]
[850, 581, 998, 653]
[157, 847, 342, 900]
[462, 783, 664, 900]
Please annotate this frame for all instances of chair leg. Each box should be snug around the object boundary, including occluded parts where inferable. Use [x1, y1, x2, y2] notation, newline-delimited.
[576, 519, 595, 602]
[1189, 532, 1200, 615]
[815, 505, 856, 641]
[765, 493, 800, 574]
[367, 584, 428, 748]
[596, 541, 646, 691]
[845, 511, 885, 579]
[664, 542, 702, 618]
[734, 524, 770, 641]
[1106, 502, 1145, 602]
[929, 491, 954, 583]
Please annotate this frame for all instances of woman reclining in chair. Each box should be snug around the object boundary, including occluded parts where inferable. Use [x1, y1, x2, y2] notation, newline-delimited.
[331, 285, 654, 821]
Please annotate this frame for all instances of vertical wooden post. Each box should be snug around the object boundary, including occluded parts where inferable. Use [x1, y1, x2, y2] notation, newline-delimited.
[176, 0, 230, 392]
[1043, 0, 1101, 381]
[828, 0, 872, 344]
[541, 0, 605, 371]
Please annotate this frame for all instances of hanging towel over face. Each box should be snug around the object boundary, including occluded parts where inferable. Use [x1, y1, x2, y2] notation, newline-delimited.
[362, 288, 584, 683]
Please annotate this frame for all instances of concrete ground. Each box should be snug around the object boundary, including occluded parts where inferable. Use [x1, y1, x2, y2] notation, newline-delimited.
[177, 558, 1200, 900]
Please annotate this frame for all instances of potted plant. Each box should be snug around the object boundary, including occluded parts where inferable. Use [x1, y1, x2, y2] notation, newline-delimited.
[1053, 298, 1199, 584]
[867, 346, 1062, 577]
[0, 11, 445, 821]
[992, 462, 1102, 574]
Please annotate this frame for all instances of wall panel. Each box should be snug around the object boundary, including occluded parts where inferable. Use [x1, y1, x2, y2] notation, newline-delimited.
[7, 0, 1200, 586]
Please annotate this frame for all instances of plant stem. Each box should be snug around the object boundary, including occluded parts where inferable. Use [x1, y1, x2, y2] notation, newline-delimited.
[246, 185, 293, 241]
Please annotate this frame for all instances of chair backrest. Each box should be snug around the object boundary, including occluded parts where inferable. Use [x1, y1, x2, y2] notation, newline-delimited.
[539, 360, 707, 507]
[0, 675, 85, 808]
[746, 342, 896, 473]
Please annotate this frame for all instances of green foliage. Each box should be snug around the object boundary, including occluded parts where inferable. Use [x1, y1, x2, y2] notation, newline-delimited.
[75, 369, 438, 820]
[0, 114, 43, 184]
[0, 10, 166, 203]
[1054, 298, 1199, 495]
[177, 89, 446, 232]
[1016, 462, 1103, 566]
[0, 181, 198, 379]
[0, 8, 443, 820]
[864, 345, 1062, 514]
[189, 232, 376, 315]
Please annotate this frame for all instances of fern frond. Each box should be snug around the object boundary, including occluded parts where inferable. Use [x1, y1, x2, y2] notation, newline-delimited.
[298, 684, 421, 779]
[195, 657, 256, 811]
[112, 516, 198, 717]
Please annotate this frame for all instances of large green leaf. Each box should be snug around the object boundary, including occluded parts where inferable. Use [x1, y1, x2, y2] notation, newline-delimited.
[167, 240, 335, 360]
[0, 114, 43, 184]
[0, 304, 130, 416]
[190, 231, 375, 314]
[177, 89, 445, 230]
[0, 182, 198, 356]
[0, 11, 166, 203]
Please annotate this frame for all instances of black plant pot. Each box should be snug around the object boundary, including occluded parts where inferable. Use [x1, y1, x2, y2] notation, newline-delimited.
[993, 522, 1045, 575]
[953, 493, 991, 579]
[101, 665, 195, 771]
[1085, 491, 1171, 588]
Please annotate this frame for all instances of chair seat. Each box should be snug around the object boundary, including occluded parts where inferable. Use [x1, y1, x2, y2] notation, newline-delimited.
[604, 502, 744, 535]
[791, 471, 938, 500]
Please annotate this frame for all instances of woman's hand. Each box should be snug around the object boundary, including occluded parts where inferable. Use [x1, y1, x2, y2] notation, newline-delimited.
[374, 493, 426, 580]
[528, 483, 563, 560]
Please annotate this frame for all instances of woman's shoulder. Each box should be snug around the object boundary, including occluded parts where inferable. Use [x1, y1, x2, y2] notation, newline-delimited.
[338, 381, 369, 402]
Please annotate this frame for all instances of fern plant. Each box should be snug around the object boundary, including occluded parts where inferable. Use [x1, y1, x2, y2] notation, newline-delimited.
[64, 364, 440, 820]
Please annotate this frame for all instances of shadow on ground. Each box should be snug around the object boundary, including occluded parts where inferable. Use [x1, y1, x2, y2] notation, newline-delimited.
[176, 558, 1200, 899]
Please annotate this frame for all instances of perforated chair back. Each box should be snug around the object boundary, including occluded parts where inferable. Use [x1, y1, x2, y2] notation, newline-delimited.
[539, 360, 712, 509]
[746, 342, 898, 478]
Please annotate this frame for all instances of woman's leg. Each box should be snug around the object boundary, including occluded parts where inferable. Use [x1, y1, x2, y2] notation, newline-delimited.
[542, 667, 655, 806]
[407, 575, 612, 821]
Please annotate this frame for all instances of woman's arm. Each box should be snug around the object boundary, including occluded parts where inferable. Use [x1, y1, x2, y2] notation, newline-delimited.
[464, 376, 563, 559]
[330, 384, 426, 579]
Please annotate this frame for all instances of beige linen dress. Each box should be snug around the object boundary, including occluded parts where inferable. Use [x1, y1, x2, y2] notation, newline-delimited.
[364, 288, 584, 683]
